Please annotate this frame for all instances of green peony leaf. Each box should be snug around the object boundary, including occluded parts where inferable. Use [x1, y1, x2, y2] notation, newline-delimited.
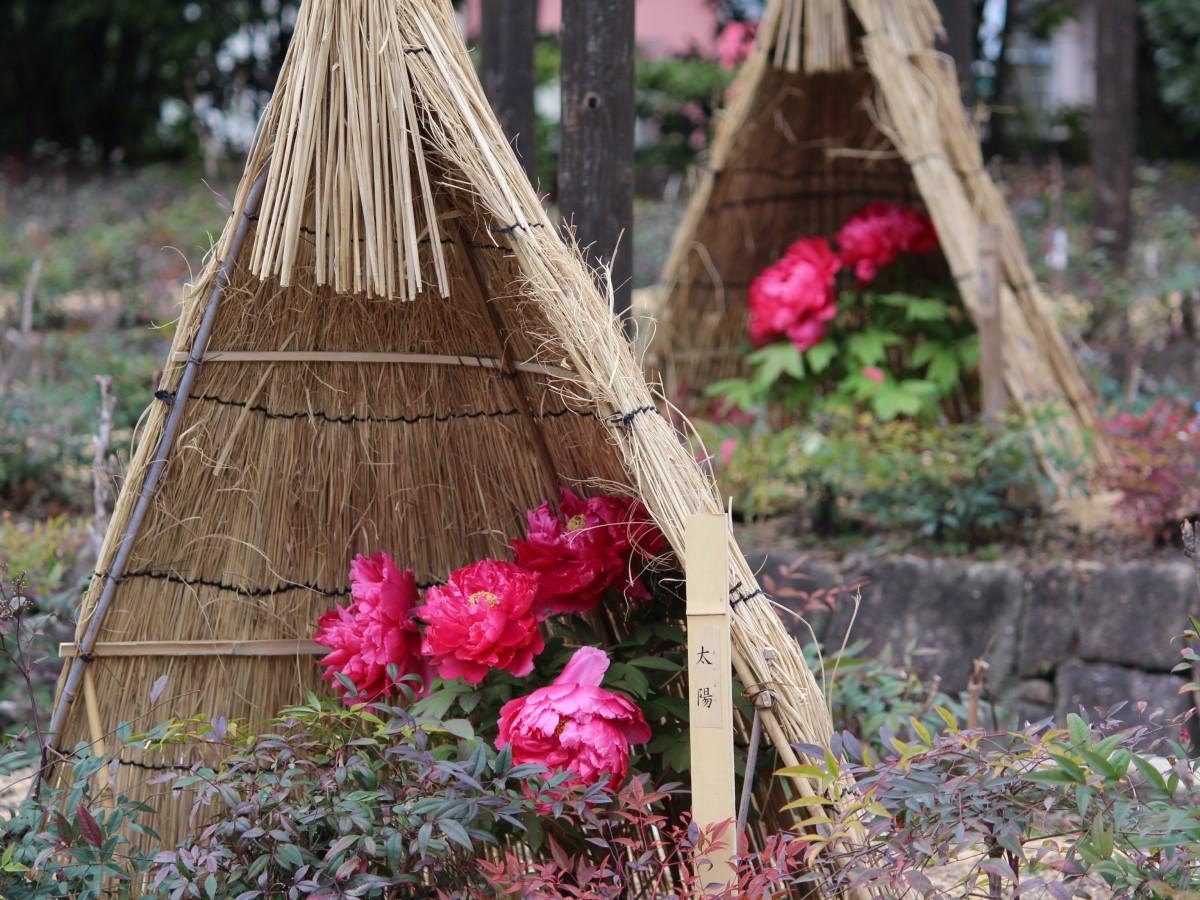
[805, 340, 838, 374]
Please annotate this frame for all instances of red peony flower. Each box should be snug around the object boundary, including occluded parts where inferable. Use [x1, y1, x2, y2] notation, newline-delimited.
[314, 553, 430, 704]
[496, 647, 651, 787]
[512, 488, 666, 616]
[837, 202, 938, 286]
[417, 560, 545, 684]
[747, 237, 841, 351]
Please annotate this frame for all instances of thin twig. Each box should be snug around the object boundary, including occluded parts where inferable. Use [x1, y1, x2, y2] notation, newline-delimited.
[967, 659, 988, 730]
[916, 674, 943, 719]
[1183, 520, 1200, 718]
[20, 258, 43, 335]
[90, 376, 116, 560]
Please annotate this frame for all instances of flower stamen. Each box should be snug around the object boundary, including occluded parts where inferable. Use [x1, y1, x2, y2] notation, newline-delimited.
[469, 590, 500, 607]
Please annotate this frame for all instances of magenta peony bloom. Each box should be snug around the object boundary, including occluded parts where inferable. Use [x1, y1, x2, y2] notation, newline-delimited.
[314, 553, 430, 704]
[512, 488, 666, 616]
[417, 559, 545, 684]
[837, 202, 938, 286]
[747, 236, 842, 351]
[496, 647, 651, 786]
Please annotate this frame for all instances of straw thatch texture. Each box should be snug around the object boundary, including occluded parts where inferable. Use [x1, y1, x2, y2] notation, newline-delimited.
[652, 0, 1111, 486]
[47, 0, 846, 859]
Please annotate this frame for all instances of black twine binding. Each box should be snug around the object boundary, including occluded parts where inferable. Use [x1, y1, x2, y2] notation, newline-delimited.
[492, 222, 545, 236]
[609, 405, 659, 428]
[730, 585, 767, 608]
[93, 569, 445, 598]
[116, 758, 196, 773]
[94, 568, 350, 599]
[113, 758, 278, 778]
[153, 389, 595, 427]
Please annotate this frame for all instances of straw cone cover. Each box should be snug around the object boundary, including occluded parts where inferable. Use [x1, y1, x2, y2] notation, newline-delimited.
[652, 0, 1109, 489]
[48, 0, 838, 850]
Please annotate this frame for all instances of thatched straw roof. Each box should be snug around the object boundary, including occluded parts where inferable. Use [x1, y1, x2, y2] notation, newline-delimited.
[652, 0, 1112, 490]
[44, 0, 847, 854]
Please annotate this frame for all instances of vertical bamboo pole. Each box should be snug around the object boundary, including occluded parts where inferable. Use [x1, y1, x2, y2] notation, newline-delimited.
[686, 513, 736, 889]
[978, 224, 1006, 423]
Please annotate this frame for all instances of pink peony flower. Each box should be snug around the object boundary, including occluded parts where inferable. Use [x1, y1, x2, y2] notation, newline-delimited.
[512, 488, 666, 616]
[314, 553, 430, 704]
[747, 237, 842, 351]
[861, 366, 886, 385]
[496, 647, 651, 786]
[716, 20, 757, 70]
[417, 560, 545, 684]
[837, 202, 938, 286]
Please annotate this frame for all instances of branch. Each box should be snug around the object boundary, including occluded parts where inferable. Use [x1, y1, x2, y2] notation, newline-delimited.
[91, 376, 116, 559]
[967, 659, 988, 731]
[20, 257, 43, 335]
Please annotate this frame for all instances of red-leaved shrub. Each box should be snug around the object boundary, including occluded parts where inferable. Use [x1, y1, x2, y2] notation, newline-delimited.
[1105, 400, 1200, 541]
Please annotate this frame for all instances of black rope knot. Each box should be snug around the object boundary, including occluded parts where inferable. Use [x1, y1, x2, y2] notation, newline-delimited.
[154, 389, 177, 403]
[730, 586, 766, 608]
[610, 405, 658, 428]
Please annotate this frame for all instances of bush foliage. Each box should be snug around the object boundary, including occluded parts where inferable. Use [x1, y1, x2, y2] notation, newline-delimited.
[702, 414, 1045, 544]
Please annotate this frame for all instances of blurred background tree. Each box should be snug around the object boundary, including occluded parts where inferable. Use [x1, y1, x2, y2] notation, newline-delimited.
[0, 1, 295, 163]
[1140, 0, 1200, 140]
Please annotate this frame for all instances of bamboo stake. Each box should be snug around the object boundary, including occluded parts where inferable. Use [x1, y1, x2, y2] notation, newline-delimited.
[60, 640, 325, 659]
[82, 669, 113, 809]
[978, 224, 1007, 423]
[166, 350, 579, 381]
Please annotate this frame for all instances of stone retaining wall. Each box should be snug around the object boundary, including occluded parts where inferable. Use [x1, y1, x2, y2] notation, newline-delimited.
[747, 550, 1199, 736]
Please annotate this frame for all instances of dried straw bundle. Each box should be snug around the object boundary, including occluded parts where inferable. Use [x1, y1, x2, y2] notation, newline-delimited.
[45, 0, 852, 869]
[652, 0, 1110, 488]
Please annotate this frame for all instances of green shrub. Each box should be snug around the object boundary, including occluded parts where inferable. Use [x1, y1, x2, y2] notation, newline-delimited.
[794, 710, 1200, 897]
[805, 639, 987, 761]
[149, 698, 604, 898]
[0, 331, 161, 511]
[0, 747, 158, 900]
[705, 414, 1046, 544]
[0, 517, 87, 599]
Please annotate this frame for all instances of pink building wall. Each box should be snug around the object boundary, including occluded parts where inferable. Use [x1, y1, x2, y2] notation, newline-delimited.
[463, 0, 720, 59]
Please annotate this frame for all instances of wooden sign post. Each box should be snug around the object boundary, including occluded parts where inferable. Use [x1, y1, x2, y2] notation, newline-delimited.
[686, 513, 736, 888]
[978, 223, 1007, 424]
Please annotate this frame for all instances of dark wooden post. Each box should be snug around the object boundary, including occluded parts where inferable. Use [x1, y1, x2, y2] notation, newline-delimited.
[480, 0, 538, 182]
[1092, 0, 1136, 267]
[934, 0, 975, 105]
[978, 224, 1007, 423]
[559, 0, 636, 328]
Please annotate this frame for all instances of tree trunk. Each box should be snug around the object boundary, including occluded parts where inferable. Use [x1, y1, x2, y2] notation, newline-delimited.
[480, 0, 538, 183]
[934, 0, 975, 105]
[1092, 0, 1136, 267]
[559, 0, 636, 329]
